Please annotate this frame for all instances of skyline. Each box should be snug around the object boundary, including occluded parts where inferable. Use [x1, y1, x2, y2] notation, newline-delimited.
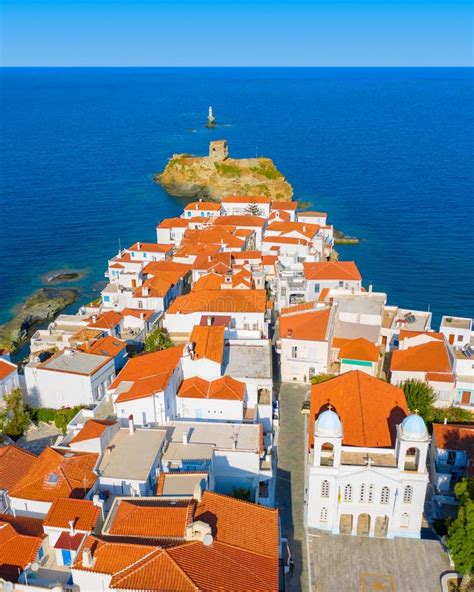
[2, 1, 473, 67]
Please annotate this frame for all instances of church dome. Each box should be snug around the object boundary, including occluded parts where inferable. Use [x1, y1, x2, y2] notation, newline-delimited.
[401, 414, 428, 440]
[315, 409, 342, 438]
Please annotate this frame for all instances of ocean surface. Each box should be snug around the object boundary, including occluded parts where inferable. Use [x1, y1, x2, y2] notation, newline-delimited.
[1, 67, 473, 329]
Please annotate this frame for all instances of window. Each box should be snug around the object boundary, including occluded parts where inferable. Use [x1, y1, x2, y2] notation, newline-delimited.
[400, 512, 410, 528]
[314, 283, 320, 293]
[343, 484, 352, 502]
[457, 335, 463, 342]
[47, 473, 59, 484]
[447, 451, 456, 466]
[338, 281, 344, 288]
[138, 301, 143, 309]
[291, 346, 298, 359]
[380, 486, 390, 505]
[359, 484, 367, 503]
[403, 485, 413, 504]
[320, 507, 328, 522]
[103, 295, 110, 302]
[321, 480, 330, 498]
[368, 484, 374, 503]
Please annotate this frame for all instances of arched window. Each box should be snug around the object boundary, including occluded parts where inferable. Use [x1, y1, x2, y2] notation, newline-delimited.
[321, 443, 334, 467]
[320, 507, 328, 522]
[403, 485, 413, 504]
[368, 484, 375, 503]
[400, 512, 410, 528]
[321, 480, 330, 498]
[359, 483, 367, 503]
[343, 484, 352, 502]
[380, 486, 390, 505]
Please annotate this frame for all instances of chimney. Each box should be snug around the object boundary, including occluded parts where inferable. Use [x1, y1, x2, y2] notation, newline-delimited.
[140, 312, 146, 320]
[128, 415, 135, 435]
[137, 242, 141, 250]
[92, 314, 98, 323]
[368, 283, 373, 294]
[182, 429, 189, 445]
[68, 519, 76, 536]
[193, 483, 202, 502]
[82, 548, 94, 568]
[143, 287, 149, 297]
[287, 328, 293, 338]
[444, 417, 448, 425]
[93, 493, 105, 521]
[185, 520, 212, 543]
[207, 316, 212, 326]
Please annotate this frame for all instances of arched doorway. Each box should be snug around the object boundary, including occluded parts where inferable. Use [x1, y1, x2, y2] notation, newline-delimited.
[320, 443, 334, 467]
[374, 516, 389, 538]
[404, 447, 420, 471]
[357, 513, 370, 536]
[339, 514, 353, 535]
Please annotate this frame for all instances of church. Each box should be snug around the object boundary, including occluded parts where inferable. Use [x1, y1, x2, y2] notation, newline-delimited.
[305, 371, 429, 539]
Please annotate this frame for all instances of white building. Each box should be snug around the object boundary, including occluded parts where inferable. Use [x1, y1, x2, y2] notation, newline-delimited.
[279, 305, 334, 383]
[0, 357, 19, 399]
[25, 349, 116, 409]
[221, 195, 271, 217]
[306, 371, 429, 539]
[304, 261, 362, 301]
[440, 315, 472, 348]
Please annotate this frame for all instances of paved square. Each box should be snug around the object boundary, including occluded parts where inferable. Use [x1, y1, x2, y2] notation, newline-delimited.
[308, 532, 450, 592]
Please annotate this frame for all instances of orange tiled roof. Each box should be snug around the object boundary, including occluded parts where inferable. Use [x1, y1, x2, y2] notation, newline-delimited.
[0, 521, 43, 582]
[79, 335, 126, 358]
[109, 499, 195, 539]
[303, 260, 362, 281]
[88, 311, 123, 329]
[143, 260, 192, 277]
[134, 276, 174, 298]
[0, 513, 44, 537]
[308, 371, 409, 449]
[280, 301, 317, 315]
[44, 498, 100, 531]
[190, 324, 225, 364]
[0, 445, 37, 492]
[177, 375, 245, 401]
[128, 242, 173, 253]
[391, 341, 452, 373]
[184, 201, 222, 211]
[157, 217, 189, 229]
[70, 419, 116, 444]
[9, 448, 98, 503]
[121, 308, 155, 321]
[192, 272, 226, 291]
[190, 251, 232, 272]
[232, 250, 262, 260]
[432, 423, 474, 456]
[399, 330, 444, 342]
[74, 536, 156, 574]
[111, 346, 183, 402]
[267, 220, 320, 237]
[221, 195, 271, 204]
[168, 289, 267, 314]
[426, 372, 455, 383]
[269, 209, 290, 222]
[298, 210, 327, 217]
[271, 201, 297, 210]
[338, 337, 379, 362]
[0, 359, 16, 381]
[213, 215, 266, 228]
[280, 307, 331, 342]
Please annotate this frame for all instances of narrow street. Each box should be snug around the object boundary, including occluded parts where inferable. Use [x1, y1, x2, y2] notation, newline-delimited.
[276, 381, 310, 592]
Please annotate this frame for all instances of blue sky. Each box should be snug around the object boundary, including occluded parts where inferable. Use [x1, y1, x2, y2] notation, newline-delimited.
[1, 0, 473, 66]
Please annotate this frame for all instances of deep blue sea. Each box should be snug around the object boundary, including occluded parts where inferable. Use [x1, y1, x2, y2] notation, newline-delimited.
[1, 68, 473, 329]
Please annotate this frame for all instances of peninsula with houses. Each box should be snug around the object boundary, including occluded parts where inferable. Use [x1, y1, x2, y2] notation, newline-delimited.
[0, 144, 473, 592]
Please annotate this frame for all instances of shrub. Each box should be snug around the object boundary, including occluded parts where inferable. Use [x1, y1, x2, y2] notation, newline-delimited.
[0, 388, 30, 439]
[401, 379, 436, 424]
[230, 487, 252, 502]
[214, 162, 242, 177]
[144, 328, 174, 353]
[311, 373, 335, 385]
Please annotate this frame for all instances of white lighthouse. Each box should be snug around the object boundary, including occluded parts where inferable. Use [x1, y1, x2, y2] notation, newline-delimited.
[207, 106, 215, 127]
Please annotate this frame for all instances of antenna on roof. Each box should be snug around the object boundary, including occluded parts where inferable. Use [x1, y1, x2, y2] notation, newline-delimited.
[118, 237, 122, 254]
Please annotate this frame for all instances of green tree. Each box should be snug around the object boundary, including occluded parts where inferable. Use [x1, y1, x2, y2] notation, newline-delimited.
[401, 379, 436, 424]
[310, 373, 335, 385]
[433, 406, 474, 425]
[447, 478, 474, 578]
[0, 387, 30, 439]
[144, 328, 174, 353]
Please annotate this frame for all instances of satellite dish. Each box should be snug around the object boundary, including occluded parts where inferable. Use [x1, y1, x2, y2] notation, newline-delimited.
[202, 533, 213, 546]
[30, 562, 40, 572]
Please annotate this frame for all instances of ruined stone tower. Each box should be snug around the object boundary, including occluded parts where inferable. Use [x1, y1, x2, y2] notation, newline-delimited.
[209, 140, 229, 162]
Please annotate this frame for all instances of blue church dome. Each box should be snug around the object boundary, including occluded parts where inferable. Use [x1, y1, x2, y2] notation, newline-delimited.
[315, 409, 342, 438]
[401, 414, 428, 440]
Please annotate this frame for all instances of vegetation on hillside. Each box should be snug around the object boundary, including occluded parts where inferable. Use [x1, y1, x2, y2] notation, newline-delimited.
[214, 162, 242, 177]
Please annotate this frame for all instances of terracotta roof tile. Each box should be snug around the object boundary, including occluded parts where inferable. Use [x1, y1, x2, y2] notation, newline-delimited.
[189, 324, 225, 364]
[44, 498, 100, 531]
[303, 260, 362, 281]
[308, 371, 409, 449]
[271, 201, 297, 210]
[0, 513, 44, 537]
[0, 359, 17, 381]
[88, 311, 123, 329]
[70, 419, 116, 444]
[213, 215, 266, 228]
[391, 341, 452, 373]
[0, 445, 37, 492]
[338, 338, 379, 362]
[280, 307, 331, 341]
[0, 521, 43, 582]
[128, 242, 173, 253]
[178, 376, 245, 401]
[221, 195, 271, 204]
[79, 335, 126, 357]
[168, 289, 267, 314]
[9, 448, 98, 502]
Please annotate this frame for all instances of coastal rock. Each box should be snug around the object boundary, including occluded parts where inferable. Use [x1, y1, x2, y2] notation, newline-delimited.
[0, 287, 78, 352]
[155, 141, 293, 201]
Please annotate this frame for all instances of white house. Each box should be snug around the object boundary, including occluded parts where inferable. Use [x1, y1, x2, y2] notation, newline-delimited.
[221, 195, 272, 217]
[163, 289, 269, 339]
[110, 345, 184, 426]
[181, 324, 225, 380]
[303, 261, 362, 300]
[440, 315, 472, 348]
[156, 217, 189, 245]
[297, 210, 328, 226]
[0, 357, 19, 399]
[279, 305, 334, 383]
[306, 371, 429, 539]
[126, 241, 173, 262]
[182, 200, 223, 219]
[24, 349, 116, 409]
